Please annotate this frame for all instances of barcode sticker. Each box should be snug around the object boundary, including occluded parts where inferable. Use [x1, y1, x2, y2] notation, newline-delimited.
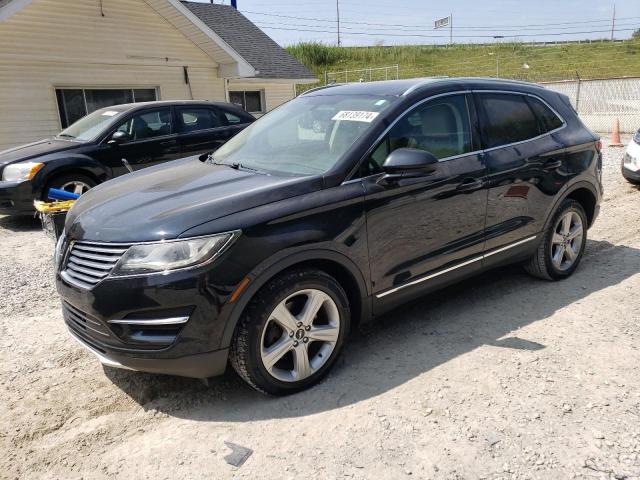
[332, 111, 380, 123]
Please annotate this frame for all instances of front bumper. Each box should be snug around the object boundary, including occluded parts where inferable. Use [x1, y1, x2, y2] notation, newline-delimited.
[0, 180, 36, 215]
[622, 141, 640, 182]
[56, 259, 243, 379]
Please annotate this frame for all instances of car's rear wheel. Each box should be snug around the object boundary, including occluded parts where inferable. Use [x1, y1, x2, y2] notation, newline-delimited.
[44, 172, 96, 198]
[229, 269, 350, 395]
[524, 199, 587, 280]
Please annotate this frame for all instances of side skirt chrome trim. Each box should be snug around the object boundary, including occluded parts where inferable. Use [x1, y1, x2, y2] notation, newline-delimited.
[375, 235, 538, 299]
[107, 316, 189, 326]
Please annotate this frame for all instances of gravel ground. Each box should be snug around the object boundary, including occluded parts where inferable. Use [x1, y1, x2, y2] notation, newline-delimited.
[1, 137, 639, 480]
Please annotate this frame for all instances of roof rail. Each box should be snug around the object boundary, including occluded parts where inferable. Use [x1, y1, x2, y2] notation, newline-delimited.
[401, 77, 450, 96]
[300, 83, 344, 96]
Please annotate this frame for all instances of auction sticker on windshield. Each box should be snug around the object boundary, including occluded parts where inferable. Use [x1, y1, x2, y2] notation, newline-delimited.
[332, 111, 380, 123]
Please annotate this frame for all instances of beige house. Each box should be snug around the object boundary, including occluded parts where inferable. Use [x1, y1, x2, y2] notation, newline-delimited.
[0, 0, 317, 150]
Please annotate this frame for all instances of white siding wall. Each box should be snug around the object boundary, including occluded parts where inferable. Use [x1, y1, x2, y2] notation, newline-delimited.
[0, 0, 225, 150]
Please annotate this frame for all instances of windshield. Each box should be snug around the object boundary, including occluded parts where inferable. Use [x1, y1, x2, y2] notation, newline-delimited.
[57, 106, 128, 141]
[212, 94, 396, 176]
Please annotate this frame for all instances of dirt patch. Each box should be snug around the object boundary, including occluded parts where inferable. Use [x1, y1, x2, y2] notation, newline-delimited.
[1, 138, 639, 479]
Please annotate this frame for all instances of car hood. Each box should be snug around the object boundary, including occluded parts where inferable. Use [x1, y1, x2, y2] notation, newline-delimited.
[0, 138, 79, 166]
[66, 157, 319, 243]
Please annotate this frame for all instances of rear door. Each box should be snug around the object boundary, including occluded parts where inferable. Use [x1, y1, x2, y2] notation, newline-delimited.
[476, 91, 566, 258]
[176, 106, 236, 158]
[362, 93, 488, 306]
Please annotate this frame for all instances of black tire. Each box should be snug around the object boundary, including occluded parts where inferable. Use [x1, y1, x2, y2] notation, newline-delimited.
[43, 172, 96, 199]
[229, 268, 351, 395]
[524, 199, 588, 281]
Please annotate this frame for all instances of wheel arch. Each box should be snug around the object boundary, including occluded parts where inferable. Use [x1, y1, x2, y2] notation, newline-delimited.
[33, 156, 111, 196]
[543, 180, 599, 231]
[219, 249, 371, 349]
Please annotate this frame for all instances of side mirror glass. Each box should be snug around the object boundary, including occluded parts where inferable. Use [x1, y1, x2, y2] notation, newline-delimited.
[108, 131, 129, 146]
[382, 148, 438, 175]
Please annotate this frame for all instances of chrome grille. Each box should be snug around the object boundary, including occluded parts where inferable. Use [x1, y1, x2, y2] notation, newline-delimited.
[62, 241, 129, 289]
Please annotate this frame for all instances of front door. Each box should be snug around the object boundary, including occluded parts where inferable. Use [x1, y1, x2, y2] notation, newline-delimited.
[362, 93, 488, 307]
[103, 107, 182, 176]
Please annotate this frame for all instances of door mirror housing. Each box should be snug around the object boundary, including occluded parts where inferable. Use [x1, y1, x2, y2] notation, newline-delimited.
[382, 148, 438, 175]
[108, 131, 129, 146]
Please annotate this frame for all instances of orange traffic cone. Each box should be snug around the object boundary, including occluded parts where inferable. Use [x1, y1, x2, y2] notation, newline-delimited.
[609, 118, 624, 147]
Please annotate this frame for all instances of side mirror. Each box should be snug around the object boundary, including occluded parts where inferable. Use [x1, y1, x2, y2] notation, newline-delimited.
[107, 131, 129, 146]
[382, 148, 438, 175]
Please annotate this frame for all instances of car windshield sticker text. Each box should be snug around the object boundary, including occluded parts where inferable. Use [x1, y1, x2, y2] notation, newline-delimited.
[332, 111, 380, 123]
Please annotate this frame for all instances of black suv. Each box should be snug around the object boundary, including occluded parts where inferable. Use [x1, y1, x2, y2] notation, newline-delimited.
[55, 78, 602, 395]
[0, 100, 254, 215]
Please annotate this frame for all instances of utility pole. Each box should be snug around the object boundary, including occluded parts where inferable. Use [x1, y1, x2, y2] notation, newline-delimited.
[449, 13, 453, 46]
[611, 4, 616, 41]
[336, 0, 341, 46]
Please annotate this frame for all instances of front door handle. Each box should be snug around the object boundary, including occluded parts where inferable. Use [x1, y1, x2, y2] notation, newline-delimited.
[543, 159, 562, 170]
[160, 139, 177, 146]
[456, 178, 483, 193]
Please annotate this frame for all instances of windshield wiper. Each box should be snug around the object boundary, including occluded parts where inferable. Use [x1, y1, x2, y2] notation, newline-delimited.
[208, 158, 267, 175]
[57, 133, 76, 139]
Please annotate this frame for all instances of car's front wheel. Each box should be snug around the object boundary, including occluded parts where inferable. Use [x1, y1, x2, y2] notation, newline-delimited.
[524, 199, 587, 280]
[44, 172, 96, 198]
[230, 269, 350, 395]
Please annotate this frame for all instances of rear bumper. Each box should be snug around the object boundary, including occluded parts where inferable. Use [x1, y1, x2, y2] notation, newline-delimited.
[69, 329, 228, 378]
[0, 180, 35, 215]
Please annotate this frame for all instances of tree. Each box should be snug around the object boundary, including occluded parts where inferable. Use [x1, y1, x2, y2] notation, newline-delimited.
[633, 28, 640, 40]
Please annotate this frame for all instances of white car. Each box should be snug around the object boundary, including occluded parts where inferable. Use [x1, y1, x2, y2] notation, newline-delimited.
[622, 128, 640, 184]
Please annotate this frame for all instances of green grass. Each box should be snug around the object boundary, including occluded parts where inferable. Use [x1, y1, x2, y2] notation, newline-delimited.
[287, 40, 640, 90]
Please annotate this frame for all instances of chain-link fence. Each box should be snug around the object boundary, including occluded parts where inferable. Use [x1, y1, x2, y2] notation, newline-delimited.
[325, 65, 399, 84]
[541, 77, 640, 134]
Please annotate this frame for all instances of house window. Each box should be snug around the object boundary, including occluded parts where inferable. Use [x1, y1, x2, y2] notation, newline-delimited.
[55, 88, 158, 128]
[229, 90, 263, 113]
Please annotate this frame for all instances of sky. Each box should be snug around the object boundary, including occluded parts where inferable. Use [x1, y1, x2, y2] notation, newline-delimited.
[191, 0, 640, 46]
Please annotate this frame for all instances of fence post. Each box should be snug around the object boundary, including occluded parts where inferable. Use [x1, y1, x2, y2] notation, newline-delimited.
[575, 71, 581, 113]
[324, 70, 328, 85]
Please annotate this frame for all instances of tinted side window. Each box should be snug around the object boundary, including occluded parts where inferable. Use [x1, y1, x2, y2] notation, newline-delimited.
[479, 93, 541, 149]
[177, 108, 222, 133]
[365, 94, 472, 175]
[527, 96, 564, 133]
[222, 110, 244, 124]
[115, 109, 172, 142]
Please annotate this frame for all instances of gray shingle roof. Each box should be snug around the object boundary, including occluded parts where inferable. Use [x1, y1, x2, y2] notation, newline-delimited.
[182, 1, 316, 80]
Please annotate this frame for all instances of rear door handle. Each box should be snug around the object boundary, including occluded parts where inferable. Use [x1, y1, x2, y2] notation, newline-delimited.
[543, 159, 562, 170]
[456, 178, 483, 193]
[160, 139, 177, 146]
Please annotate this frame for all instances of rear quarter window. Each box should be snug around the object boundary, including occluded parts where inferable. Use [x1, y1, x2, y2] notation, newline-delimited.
[526, 96, 564, 132]
[479, 93, 541, 149]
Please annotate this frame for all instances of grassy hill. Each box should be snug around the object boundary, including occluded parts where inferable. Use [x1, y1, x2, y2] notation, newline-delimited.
[287, 40, 640, 88]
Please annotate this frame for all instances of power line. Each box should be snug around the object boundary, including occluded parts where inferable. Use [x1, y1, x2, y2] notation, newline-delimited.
[257, 25, 639, 39]
[240, 8, 640, 30]
[253, 18, 640, 35]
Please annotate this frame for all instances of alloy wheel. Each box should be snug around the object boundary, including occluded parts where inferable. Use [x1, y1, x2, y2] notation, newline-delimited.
[550, 211, 584, 271]
[60, 180, 91, 196]
[260, 289, 341, 383]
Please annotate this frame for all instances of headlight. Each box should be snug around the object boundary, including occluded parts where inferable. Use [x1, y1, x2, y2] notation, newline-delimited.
[2, 162, 44, 182]
[112, 231, 239, 276]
